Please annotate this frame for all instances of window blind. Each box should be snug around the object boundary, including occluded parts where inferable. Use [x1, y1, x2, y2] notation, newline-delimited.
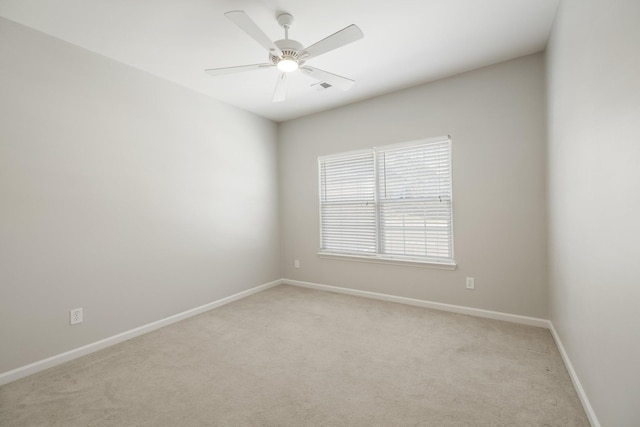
[377, 140, 453, 262]
[319, 151, 377, 254]
[319, 137, 454, 265]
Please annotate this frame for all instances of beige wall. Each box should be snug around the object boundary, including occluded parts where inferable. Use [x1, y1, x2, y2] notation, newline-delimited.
[546, 0, 640, 425]
[279, 53, 548, 318]
[0, 19, 280, 374]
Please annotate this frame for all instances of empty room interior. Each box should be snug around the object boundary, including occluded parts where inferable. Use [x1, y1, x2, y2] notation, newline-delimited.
[0, 0, 638, 426]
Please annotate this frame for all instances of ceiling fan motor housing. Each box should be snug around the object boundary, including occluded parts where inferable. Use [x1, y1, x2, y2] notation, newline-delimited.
[271, 39, 305, 68]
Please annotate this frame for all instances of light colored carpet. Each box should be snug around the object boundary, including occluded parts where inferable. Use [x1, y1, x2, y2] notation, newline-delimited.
[0, 284, 589, 426]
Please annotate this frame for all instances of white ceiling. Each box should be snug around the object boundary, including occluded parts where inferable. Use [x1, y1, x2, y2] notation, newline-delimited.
[0, 0, 559, 122]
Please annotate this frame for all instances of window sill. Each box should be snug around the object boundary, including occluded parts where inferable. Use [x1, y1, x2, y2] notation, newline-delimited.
[317, 252, 457, 270]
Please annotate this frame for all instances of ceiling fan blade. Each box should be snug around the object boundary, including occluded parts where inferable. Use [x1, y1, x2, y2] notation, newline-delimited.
[272, 72, 288, 103]
[300, 66, 355, 91]
[205, 63, 273, 76]
[225, 11, 283, 57]
[302, 24, 363, 59]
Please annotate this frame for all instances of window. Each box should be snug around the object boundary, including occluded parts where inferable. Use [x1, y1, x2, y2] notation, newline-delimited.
[318, 136, 454, 267]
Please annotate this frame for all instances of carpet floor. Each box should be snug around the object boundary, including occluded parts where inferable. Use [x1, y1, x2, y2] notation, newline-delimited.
[0, 284, 589, 426]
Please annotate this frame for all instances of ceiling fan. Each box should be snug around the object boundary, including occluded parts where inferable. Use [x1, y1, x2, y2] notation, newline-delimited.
[205, 11, 364, 102]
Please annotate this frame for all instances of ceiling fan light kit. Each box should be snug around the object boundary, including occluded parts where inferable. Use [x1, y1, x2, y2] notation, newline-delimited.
[272, 39, 304, 73]
[277, 58, 299, 72]
[205, 10, 363, 103]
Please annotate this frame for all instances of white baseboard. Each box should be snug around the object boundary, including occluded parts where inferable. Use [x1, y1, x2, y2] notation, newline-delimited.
[549, 323, 601, 427]
[0, 279, 283, 387]
[283, 279, 550, 328]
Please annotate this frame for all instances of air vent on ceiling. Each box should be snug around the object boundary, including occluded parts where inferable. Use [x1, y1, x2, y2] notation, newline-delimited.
[312, 82, 333, 91]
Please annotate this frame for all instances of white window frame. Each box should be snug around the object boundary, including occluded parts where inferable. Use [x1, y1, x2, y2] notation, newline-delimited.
[318, 135, 456, 269]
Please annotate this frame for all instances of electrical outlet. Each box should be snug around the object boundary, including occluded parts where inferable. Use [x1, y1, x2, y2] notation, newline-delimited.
[466, 277, 475, 290]
[70, 308, 83, 325]
[294, 259, 300, 268]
